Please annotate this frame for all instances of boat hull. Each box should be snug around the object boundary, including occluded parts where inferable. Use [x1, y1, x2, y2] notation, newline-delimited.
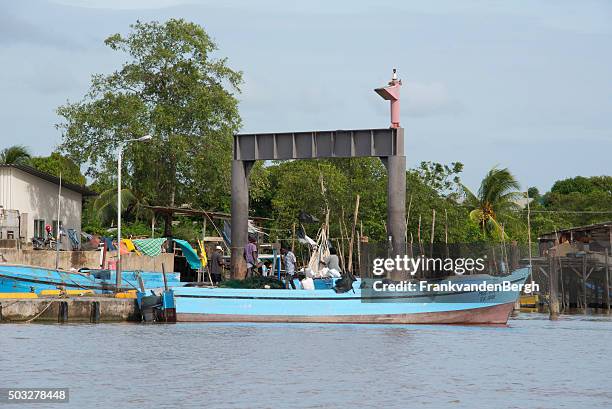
[0, 264, 184, 294]
[176, 301, 515, 325]
[171, 268, 530, 325]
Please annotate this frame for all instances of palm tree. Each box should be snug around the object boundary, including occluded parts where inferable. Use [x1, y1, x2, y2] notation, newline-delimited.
[93, 187, 151, 226]
[0, 145, 31, 165]
[463, 167, 521, 239]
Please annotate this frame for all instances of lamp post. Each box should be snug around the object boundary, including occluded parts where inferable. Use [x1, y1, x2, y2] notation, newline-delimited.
[116, 134, 152, 291]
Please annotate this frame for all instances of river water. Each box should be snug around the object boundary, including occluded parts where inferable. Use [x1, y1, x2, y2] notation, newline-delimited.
[1, 313, 611, 408]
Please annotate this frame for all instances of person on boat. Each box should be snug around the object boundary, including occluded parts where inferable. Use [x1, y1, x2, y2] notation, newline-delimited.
[260, 261, 271, 277]
[301, 269, 315, 290]
[209, 246, 225, 284]
[244, 235, 259, 278]
[322, 247, 342, 278]
[281, 246, 297, 289]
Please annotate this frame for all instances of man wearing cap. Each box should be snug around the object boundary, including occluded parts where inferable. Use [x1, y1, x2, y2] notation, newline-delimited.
[209, 245, 225, 284]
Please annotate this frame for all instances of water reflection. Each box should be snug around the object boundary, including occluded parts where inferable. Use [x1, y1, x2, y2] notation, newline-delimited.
[1, 314, 611, 408]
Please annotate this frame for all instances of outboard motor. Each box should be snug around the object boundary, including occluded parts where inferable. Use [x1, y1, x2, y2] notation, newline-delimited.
[333, 270, 356, 294]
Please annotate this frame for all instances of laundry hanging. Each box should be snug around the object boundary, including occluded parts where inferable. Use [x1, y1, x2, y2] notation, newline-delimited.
[121, 239, 141, 255]
[133, 238, 167, 257]
[173, 239, 202, 270]
[197, 239, 208, 268]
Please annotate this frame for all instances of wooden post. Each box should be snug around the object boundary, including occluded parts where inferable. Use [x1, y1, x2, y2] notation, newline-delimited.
[444, 209, 449, 259]
[429, 209, 436, 259]
[417, 214, 423, 256]
[582, 255, 588, 314]
[357, 227, 362, 275]
[559, 257, 565, 311]
[348, 195, 360, 274]
[359, 236, 369, 278]
[548, 253, 560, 320]
[510, 241, 519, 271]
[291, 223, 296, 253]
[163, 213, 173, 238]
[406, 195, 412, 256]
[161, 263, 169, 292]
[605, 249, 610, 314]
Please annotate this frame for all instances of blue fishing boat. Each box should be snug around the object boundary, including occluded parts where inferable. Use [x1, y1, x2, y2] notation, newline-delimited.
[142, 268, 531, 325]
[0, 264, 185, 294]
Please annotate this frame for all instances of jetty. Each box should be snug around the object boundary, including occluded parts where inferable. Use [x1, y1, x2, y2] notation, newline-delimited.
[0, 295, 139, 323]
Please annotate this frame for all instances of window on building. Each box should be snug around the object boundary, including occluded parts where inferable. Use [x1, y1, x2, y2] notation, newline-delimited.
[34, 219, 45, 238]
[52, 220, 63, 238]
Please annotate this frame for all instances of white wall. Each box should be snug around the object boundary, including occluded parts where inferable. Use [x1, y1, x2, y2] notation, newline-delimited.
[0, 167, 83, 240]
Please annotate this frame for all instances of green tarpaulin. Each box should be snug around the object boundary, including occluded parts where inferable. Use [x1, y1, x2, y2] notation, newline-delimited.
[133, 238, 167, 257]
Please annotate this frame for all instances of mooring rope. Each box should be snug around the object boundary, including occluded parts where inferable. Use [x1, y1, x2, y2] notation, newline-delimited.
[2, 300, 56, 323]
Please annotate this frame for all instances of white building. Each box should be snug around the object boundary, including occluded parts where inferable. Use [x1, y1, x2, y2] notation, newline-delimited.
[0, 164, 95, 244]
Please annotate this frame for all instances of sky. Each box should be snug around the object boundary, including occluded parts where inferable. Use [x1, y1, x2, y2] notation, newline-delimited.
[0, 0, 610, 192]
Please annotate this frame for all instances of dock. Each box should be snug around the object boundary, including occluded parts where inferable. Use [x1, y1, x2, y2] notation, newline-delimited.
[0, 296, 139, 323]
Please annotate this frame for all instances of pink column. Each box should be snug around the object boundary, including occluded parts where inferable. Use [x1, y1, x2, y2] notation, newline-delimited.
[375, 69, 402, 128]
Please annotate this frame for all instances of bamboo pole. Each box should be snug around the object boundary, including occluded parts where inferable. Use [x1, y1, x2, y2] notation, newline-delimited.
[291, 222, 296, 253]
[501, 224, 509, 273]
[582, 255, 588, 314]
[444, 209, 449, 259]
[347, 195, 360, 274]
[429, 209, 436, 258]
[605, 249, 610, 314]
[406, 195, 412, 255]
[417, 214, 423, 255]
[336, 239, 346, 272]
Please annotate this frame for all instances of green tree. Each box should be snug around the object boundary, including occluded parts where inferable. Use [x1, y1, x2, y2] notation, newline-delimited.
[415, 161, 464, 199]
[255, 158, 478, 246]
[0, 145, 31, 165]
[57, 19, 242, 213]
[30, 152, 86, 185]
[92, 187, 151, 226]
[463, 167, 521, 239]
[540, 175, 612, 228]
[527, 186, 540, 202]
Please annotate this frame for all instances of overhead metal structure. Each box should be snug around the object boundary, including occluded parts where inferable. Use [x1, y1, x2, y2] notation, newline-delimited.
[230, 70, 407, 278]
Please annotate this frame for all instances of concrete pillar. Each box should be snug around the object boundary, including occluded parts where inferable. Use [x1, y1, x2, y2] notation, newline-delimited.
[382, 154, 407, 280]
[230, 160, 253, 279]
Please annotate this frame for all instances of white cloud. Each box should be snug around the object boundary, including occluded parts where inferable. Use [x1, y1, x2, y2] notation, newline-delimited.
[50, 0, 196, 10]
[403, 82, 464, 117]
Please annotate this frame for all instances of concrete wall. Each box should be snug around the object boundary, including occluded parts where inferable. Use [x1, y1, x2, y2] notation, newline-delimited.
[0, 167, 82, 240]
[0, 249, 174, 272]
[0, 298, 140, 323]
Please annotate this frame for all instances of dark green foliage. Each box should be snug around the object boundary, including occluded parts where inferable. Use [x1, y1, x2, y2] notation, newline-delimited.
[0, 145, 31, 165]
[57, 19, 242, 212]
[462, 167, 522, 240]
[537, 176, 612, 230]
[30, 152, 86, 185]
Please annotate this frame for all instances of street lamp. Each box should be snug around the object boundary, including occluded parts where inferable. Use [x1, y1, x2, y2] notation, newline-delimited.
[116, 134, 152, 291]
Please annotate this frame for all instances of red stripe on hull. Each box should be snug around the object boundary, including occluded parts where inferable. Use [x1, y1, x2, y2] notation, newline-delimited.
[176, 302, 515, 325]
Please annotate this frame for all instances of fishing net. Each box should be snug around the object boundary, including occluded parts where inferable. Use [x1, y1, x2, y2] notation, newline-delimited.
[220, 276, 285, 289]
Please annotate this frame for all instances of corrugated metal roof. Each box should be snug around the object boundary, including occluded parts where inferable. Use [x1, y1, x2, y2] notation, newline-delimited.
[539, 221, 612, 238]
